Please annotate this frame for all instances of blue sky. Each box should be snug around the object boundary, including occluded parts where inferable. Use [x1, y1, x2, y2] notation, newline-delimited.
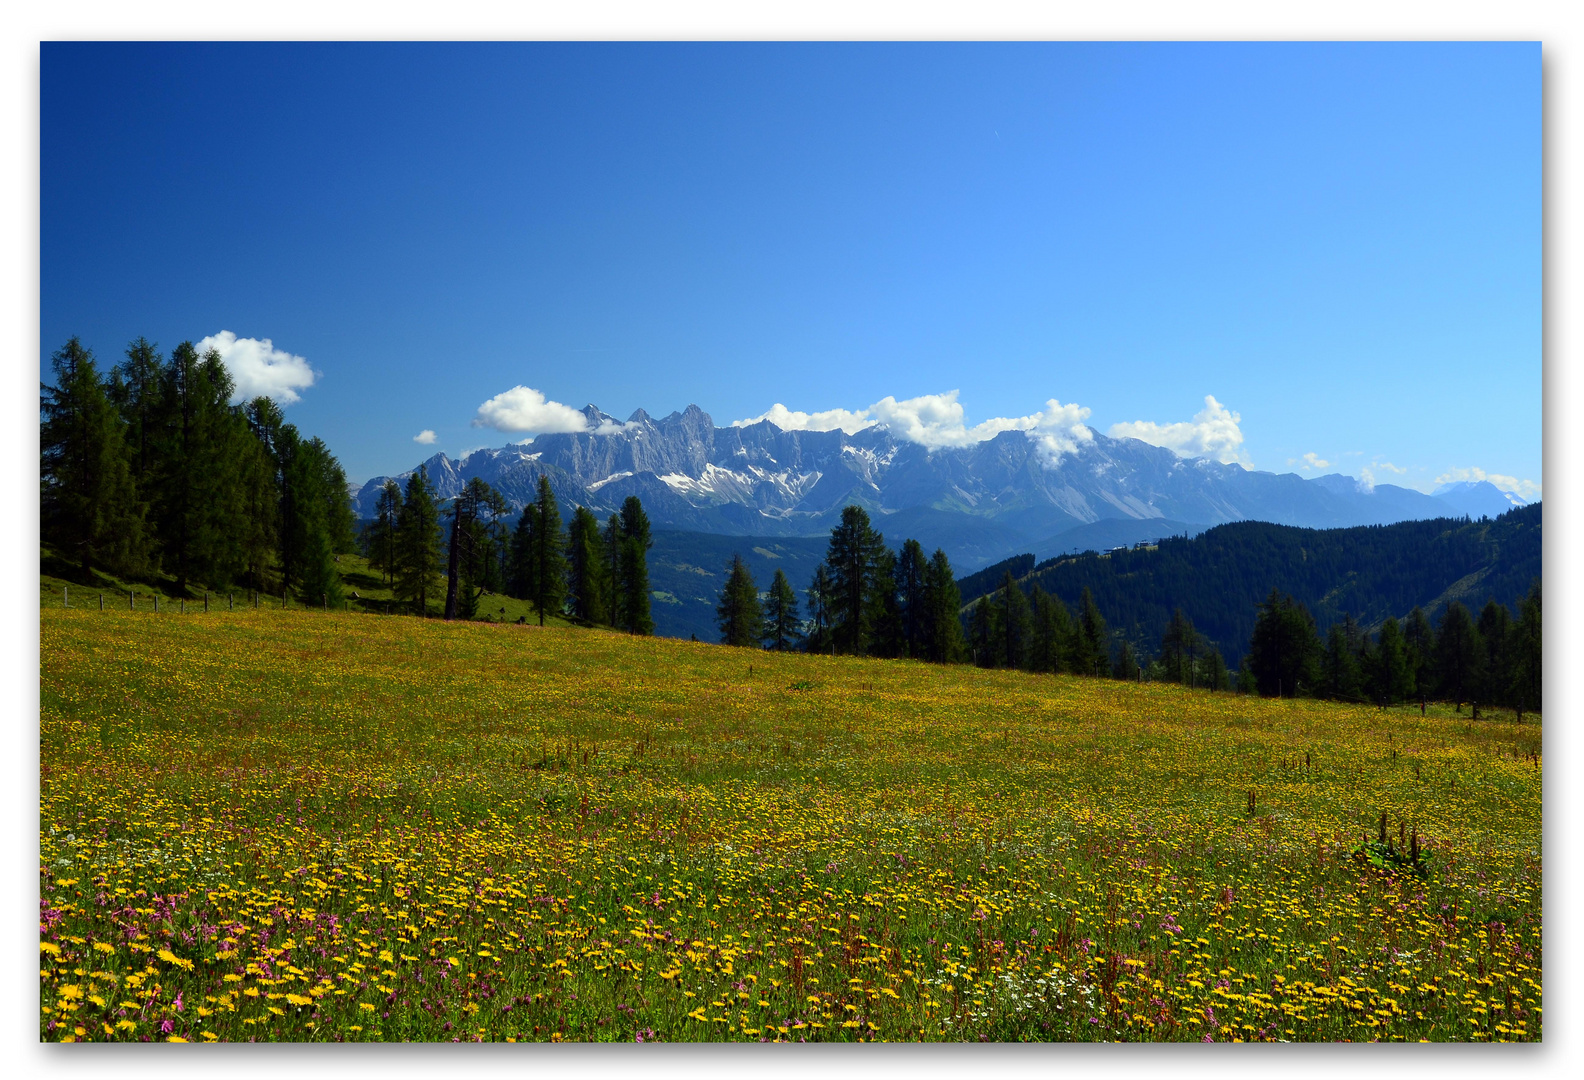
[40, 42, 1539, 495]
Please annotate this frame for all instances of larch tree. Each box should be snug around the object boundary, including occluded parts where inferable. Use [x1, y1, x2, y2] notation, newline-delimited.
[394, 465, 443, 615]
[716, 554, 763, 648]
[40, 337, 148, 577]
[761, 567, 803, 651]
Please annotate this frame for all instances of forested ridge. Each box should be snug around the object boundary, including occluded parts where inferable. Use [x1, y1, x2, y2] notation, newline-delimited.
[1013, 506, 1540, 663]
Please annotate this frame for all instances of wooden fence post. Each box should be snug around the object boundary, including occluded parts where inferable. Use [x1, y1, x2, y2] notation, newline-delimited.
[228, 593, 233, 611]
[63, 586, 68, 608]
[179, 598, 184, 614]
[153, 595, 159, 613]
[129, 590, 134, 611]
[99, 593, 103, 611]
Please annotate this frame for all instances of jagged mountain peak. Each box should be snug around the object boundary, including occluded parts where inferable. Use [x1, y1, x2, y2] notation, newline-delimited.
[351, 403, 1501, 569]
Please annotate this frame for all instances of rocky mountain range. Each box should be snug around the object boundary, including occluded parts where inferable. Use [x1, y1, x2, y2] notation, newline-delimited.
[351, 404, 1527, 571]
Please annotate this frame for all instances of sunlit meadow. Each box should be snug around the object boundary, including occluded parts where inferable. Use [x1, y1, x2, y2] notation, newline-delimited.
[39, 607, 1541, 1043]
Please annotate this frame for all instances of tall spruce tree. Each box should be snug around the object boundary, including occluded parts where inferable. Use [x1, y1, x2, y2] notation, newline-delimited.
[393, 465, 443, 615]
[762, 567, 803, 651]
[1433, 601, 1484, 711]
[1159, 608, 1199, 685]
[1030, 584, 1070, 673]
[995, 570, 1034, 670]
[1068, 588, 1109, 678]
[866, 545, 903, 659]
[40, 337, 148, 577]
[1509, 581, 1541, 720]
[109, 336, 164, 490]
[617, 496, 653, 635]
[1247, 590, 1321, 697]
[527, 476, 568, 626]
[1366, 617, 1411, 705]
[1320, 621, 1365, 702]
[1476, 599, 1514, 711]
[895, 539, 928, 658]
[825, 505, 887, 655]
[716, 554, 763, 647]
[508, 510, 534, 600]
[921, 548, 966, 664]
[151, 343, 249, 593]
[1403, 606, 1435, 700]
[566, 505, 609, 625]
[603, 513, 624, 627]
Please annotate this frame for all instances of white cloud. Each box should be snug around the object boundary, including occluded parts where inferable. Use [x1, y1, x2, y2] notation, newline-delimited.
[731, 391, 1094, 464]
[413, 429, 437, 445]
[472, 385, 590, 435]
[1434, 466, 1541, 502]
[197, 330, 317, 405]
[1108, 395, 1249, 466]
[1372, 460, 1408, 474]
[592, 419, 640, 436]
[731, 403, 876, 435]
[1297, 452, 1330, 471]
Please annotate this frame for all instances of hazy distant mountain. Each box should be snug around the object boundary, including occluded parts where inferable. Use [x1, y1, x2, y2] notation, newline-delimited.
[352, 404, 1491, 572]
[1430, 480, 1530, 520]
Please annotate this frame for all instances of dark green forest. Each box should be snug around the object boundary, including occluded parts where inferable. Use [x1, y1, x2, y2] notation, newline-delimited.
[1013, 507, 1540, 663]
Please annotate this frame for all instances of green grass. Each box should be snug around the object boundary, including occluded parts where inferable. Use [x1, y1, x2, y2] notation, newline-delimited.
[39, 546, 574, 627]
[39, 607, 1541, 1043]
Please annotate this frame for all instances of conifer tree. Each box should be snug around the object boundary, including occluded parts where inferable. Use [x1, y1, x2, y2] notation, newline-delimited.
[996, 570, 1034, 670]
[762, 567, 803, 651]
[566, 505, 609, 625]
[394, 465, 443, 615]
[1068, 588, 1109, 678]
[1433, 601, 1484, 711]
[1366, 617, 1410, 705]
[527, 476, 568, 626]
[866, 545, 903, 659]
[968, 596, 995, 667]
[806, 562, 835, 654]
[716, 554, 763, 647]
[603, 513, 624, 627]
[1247, 589, 1321, 697]
[617, 496, 653, 635]
[1112, 639, 1141, 681]
[109, 336, 164, 489]
[40, 337, 149, 577]
[1030, 584, 1070, 673]
[1476, 599, 1513, 711]
[1203, 647, 1230, 691]
[1403, 606, 1435, 698]
[921, 549, 966, 664]
[508, 510, 533, 600]
[1159, 608, 1199, 685]
[825, 505, 887, 655]
[151, 343, 250, 593]
[1320, 620, 1364, 702]
[233, 404, 280, 594]
[896, 539, 928, 658]
[1509, 581, 1541, 720]
[362, 480, 403, 586]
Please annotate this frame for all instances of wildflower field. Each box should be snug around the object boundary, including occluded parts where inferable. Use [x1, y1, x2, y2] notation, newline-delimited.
[38, 608, 1541, 1043]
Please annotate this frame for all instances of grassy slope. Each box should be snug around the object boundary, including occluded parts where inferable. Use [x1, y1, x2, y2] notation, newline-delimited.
[39, 546, 575, 628]
[39, 610, 1541, 1043]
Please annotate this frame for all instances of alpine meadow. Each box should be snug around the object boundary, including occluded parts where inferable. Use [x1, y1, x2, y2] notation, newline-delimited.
[38, 40, 1541, 1048]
